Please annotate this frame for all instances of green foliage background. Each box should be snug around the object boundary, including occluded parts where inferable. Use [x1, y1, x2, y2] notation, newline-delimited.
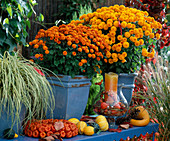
[0, 0, 44, 55]
[84, 74, 104, 115]
[54, 0, 102, 23]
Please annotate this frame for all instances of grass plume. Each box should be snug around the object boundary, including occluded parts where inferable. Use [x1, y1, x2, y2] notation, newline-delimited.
[0, 51, 55, 131]
[135, 55, 170, 140]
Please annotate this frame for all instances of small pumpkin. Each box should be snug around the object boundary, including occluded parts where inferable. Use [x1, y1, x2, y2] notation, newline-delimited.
[95, 115, 107, 123]
[83, 126, 94, 136]
[87, 121, 100, 133]
[130, 106, 150, 126]
[95, 115, 109, 131]
[68, 118, 79, 125]
[76, 121, 87, 134]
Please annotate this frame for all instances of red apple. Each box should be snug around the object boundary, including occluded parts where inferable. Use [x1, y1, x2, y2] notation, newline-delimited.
[111, 109, 118, 116]
[114, 102, 121, 109]
[101, 102, 108, 110]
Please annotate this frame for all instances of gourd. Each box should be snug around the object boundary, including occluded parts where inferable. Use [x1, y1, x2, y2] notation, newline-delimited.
[68, 118, 79, 125]
[83, 126, 94, 136]
[3, 128, 18, 139]
[130, 106, 150, 126]
[95, 115, 109, 131]
[76, 121, 87, 134]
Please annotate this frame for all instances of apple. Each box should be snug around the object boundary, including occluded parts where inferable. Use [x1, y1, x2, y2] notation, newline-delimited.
[101, 102, 108, 110]
[111, 109, 118, 116]
[114, 102, 121, 109]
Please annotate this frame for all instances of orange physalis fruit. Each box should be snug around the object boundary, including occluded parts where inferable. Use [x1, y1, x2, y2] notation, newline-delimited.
[40, 132, 46, 138]
[32, 130, 39, 138]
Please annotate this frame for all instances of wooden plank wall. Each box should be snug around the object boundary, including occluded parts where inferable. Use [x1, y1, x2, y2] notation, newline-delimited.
[27, 0, 125, 42]
[27, 0, 62, 42]
[24, 0, 125, 57]
[94, 0, 125, 8]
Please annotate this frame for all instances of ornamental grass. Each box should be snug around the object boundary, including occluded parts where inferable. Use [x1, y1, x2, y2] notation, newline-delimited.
[0, 52, 55, 130]
[135, 55, 170, 140]
[71, 5, 162, 73]
[29, 24, 110, 78]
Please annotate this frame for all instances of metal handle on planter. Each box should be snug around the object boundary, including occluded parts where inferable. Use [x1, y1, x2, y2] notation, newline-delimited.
[119, 83, 128, 108]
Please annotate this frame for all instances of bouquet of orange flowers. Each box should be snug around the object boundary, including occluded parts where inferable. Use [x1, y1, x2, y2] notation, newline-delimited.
[71, 5, 162, 73]
[29, 24, 110, 78]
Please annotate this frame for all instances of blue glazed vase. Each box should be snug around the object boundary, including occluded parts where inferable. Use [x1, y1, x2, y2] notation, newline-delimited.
[0, 106, 26, 138]
[117, 73, 138, 105]
[46, 75, 91, 120]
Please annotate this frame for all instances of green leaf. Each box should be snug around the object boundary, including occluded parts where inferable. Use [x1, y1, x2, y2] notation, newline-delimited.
[6, 5, 13, 18]
[25, 43, 29, 47]
[22, 28, 28, 38]
[0, 29, 6, 45]
[15, 33, 19, 38]
[5, 36, 16, 51]
[3, 18, 9, 25]
[149, 38, 153, 44]
[38, 13, 44, 22]
[19, 1, 28, 12]
[27, 11, 33, 18]
[20, 36, 26, 45]
[26, 20, 31, 29]
[18, 4, 23, 13]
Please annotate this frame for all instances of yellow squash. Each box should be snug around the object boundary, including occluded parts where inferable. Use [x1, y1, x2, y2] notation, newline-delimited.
[95, 115, 109, 131]
[68, 118, 79, 125]
[76, 121, 87, 134]
[83, 126, 94, 136]
[130, 106, 150, 126]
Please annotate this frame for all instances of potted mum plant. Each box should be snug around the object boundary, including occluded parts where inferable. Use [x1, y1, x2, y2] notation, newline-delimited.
[71, 4, 162, 104]
[29, 23, 110, 119]
[0, 51, 55, 138]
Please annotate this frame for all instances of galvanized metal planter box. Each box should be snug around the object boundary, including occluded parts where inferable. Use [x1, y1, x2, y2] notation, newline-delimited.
[46, 75, 91, 120]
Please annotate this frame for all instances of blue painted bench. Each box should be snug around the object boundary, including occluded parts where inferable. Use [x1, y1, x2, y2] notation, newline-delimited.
[0, 123, 159, 141]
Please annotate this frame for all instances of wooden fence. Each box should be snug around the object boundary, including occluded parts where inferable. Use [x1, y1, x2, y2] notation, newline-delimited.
[24, 0, 125, 57]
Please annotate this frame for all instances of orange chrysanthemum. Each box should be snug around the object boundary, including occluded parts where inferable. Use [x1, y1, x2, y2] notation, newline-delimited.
[72, 51, 76, 56]
[79, 62, 83, 66]
[45, 50, 49, 54]
[35, 54, 40, 58]
[63, 51, 67, 56]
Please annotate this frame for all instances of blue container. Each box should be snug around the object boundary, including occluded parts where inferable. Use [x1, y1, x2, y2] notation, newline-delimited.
[117, 73, 138, 105]
[0, 106, 26, 138]
[47, 75, 91, 120]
